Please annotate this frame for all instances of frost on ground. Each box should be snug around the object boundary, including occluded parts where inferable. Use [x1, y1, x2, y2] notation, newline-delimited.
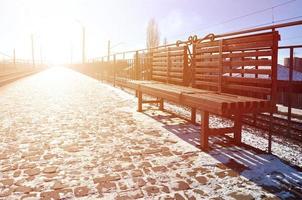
[0, 67, 301, 200]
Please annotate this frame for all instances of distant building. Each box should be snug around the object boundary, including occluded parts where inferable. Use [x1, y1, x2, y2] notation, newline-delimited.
[284, 57, 302, 72]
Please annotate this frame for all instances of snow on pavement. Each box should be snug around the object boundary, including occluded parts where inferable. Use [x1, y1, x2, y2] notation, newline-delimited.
[0, 67, 301, 199]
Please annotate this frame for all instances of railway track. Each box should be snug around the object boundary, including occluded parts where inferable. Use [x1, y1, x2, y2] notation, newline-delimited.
[243, 113, 302, 142]
[0, 69, 39, 86]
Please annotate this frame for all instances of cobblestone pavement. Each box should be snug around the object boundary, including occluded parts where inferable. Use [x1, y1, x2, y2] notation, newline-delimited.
[0, 67, 300, 199]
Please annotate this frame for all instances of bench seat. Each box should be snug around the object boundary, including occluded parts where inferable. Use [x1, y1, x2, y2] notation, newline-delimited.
[115, 78, 275, 150]
[126, 81, 273, 115]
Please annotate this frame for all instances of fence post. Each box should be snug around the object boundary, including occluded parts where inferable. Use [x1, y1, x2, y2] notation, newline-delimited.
[149, 50, 153, 80]
[287, 47, 294, 135]
[192, 43, 196, 88]
[183, 46, 189, 86]
[218, 39, 223, 93]
[268, 29, 279, 154]
[167, 47, 171, 83]
[135, 51, 139, 80]
[113, 54, 116, 87]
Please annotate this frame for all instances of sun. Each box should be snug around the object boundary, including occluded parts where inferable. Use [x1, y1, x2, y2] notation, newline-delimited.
[24, 0, 83, 65]
[35, 18, 81, 65]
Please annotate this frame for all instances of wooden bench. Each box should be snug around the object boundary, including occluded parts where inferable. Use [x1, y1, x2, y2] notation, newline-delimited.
[115, 31, 280, 150]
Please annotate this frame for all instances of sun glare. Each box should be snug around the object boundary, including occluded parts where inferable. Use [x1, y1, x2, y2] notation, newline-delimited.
[17, 0, 121, 65]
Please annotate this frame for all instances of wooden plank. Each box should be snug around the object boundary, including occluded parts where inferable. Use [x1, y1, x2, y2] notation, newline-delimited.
[152, 66, 167, 71]
[195, 68, 219, 73]
[152, 71, 167, 76]
[220, 92, 268, 102]
[142, 100, 161, 104]
[170, 55, 184, 60]
[196, 61, 219, 67]
[223, 50, 272, 58]
[152, 75, 167, 81]
[152, 57, 168, 61]
[196, 54, 219, 60]
[152, 46, 185, 54]
[206, 93, 250, 110]
[152, 47, 184, 56]
[225, 41, 273, 51]
[200, 93, 236, 106]
[170, 67, 183, 72]
[169, 51, 185, 56]
[225, 32, 274, 45]
[152, 61, 168, 66]
[149, 83, 212, 94]
[152, 48, 169, 54]
[195, 75, 219, 80]
[170, 59, 184, 63]
[196, 41, 219, 48]
[169, 72, 183, 78]
[209, 127, 235, 135]
[196, 41, 273, 53]
[222, 76, 272, 85]
[223, 68, 272, 75]
[181, 93, 224, 114]
[196, 32, 274, 48]
[170, 61, 183, 65]
[170, 63, 183, 68]
[195, 80, 218, 87]
[169, 77, 183, 83]
[153, 52, 167, 57]
[224, 84, 271, 94]
[223, 59, 272, 67]
[152, 46, 183, 53]
[138, 85, 181, 103]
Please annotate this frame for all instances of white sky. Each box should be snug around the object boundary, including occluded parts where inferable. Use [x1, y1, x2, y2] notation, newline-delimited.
[0, 0, 301, 64]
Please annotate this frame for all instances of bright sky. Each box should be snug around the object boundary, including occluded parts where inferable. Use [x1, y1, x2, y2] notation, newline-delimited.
[0, 0, 302, 64]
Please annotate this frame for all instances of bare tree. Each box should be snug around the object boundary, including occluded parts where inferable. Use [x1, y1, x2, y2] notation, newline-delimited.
[146, 18, 160, 51]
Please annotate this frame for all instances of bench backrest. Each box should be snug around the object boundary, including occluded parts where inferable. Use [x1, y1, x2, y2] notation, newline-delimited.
[193, 31, 280, 101]
[151, 46, 189, 85]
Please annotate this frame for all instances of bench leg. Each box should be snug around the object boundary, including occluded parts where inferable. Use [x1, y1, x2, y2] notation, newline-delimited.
[191, 108, 196, 124]
[200, 111, 209, 150]
[159, 98, 164, 111]
[234, 114, 242, 144]
[138, 91, 142, 112]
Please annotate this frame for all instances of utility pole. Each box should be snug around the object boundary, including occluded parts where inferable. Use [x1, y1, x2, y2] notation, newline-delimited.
[82, 27, 85, 64]
[107, 40, 110, 61]
[70, 43, 73, 64]
[40, 46, 43, 64]
[13, 48, 16, 65]
[31, 34, 35, 68]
